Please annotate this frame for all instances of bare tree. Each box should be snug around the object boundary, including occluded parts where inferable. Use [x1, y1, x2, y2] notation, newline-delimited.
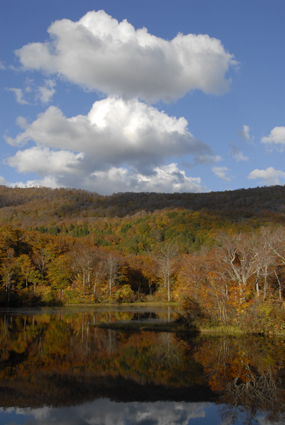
[105, 254, 121, 296]
[254, 227, 278, 299]
[255, 226, 285, 300]
[156, 243, 179, 302]
[267, 226, 285, 266]
[93, 260, 106, 298]
[217, 232, 260, 303]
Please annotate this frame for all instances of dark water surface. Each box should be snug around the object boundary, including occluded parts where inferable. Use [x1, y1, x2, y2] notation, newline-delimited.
[0, 307, 284, 425]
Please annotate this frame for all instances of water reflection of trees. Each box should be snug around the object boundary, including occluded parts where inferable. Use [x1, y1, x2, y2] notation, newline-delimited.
[193, 335, 285, 424]
[2, 311, 285, 423]
[0, 311, 208, 407]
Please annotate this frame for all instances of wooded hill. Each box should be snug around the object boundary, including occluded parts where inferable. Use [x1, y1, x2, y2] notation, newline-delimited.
[1, 184, 285, 324]
[0, 184, 284, 228]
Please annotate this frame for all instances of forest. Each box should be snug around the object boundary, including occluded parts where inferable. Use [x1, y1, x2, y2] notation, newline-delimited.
[1, 185, 285, 332]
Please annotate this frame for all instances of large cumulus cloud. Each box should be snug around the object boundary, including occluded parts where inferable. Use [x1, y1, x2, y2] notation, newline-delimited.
[5, 97, 211, 194]
[15, 10, 237, 102]
[6, 97, 211, 173]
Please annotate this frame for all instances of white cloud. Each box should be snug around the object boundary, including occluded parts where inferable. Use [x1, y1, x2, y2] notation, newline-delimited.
[0, 61, 6, 70]
[0, 175, 56, 190]
[7, 79, 56, 106]
[261, 126, 285, 150]
[25, 85, 32, 93]
[212, 166, 230, 182]
[4, 97, 212, 194]
[0, 176, 9, 186]
[237, 125, 252, 143]
[6, 153, 206, 194]
[5, 97, 213, 173]
[36, 79, 56, 103]
[248, 167, 285, 185]
[16, 116, 28, 129]
[230, 143, 249, 162]
[194, 154, 222, 165]
[12, 176, 59, 189]
[6, 88, 29, 104]
[7, 146, 84, 176]
[88, 163, 206, 194]
[15, 10, 237, 102]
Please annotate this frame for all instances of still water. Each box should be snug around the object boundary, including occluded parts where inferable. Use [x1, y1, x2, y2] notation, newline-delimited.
[0, 306, 284, 425]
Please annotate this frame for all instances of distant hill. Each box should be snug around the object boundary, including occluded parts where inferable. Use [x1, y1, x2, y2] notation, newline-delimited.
[0, 185, 284, 228]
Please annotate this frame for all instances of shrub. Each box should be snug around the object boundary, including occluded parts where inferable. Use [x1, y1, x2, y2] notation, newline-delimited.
[114, 285, 134, 303]
[240, 299, 285, 334]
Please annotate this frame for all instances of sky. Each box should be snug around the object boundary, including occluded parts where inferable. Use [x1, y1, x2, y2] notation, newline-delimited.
[0, 0, 284, 195]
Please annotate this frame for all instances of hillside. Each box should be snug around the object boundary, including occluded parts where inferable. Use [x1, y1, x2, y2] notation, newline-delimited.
[1, 184, 285, 318]
[0, 185, 284, 228]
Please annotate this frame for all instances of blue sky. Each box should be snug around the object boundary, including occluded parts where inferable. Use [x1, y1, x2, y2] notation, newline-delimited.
[0, 0, 284, 195]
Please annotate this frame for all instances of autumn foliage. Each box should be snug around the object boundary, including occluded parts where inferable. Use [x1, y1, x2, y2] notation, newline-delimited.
[0, 185, 285, 331]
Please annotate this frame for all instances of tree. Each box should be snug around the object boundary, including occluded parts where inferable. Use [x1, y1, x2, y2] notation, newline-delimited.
[0, 248, 18, 303]
[253, 227, 277, 300]
[155, 242, 179, 302]
[265, 226, 285, 299]
[47, 254, 72, 297]
[17, 254, 41, 291]
[32, 245, 54, 278]
[105, 254, 121, 296]
[179, 248, 230, 324]
[93, 260, 106, 299]
[217, 232, 260, 306]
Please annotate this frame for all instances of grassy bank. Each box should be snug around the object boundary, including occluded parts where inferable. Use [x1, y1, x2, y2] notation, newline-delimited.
[199, 325, 244, 335]
[93, 320, 243, 334]
[66, 301, 179, 307]
[93, 321, 285, 335]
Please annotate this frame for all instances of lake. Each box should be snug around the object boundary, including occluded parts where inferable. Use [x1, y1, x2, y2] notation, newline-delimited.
[0, 306, 284, 425]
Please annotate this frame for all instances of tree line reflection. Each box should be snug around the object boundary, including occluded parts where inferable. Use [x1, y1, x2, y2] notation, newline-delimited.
[193, 335, 285, 424]
[0, 310, 285, 424]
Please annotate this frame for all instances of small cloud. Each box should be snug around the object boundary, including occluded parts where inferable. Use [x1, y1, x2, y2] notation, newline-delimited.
[0, 61, 6, 70]
[195, 154, 222, 165]
[4, 134, 19, 146]
[230, 143, 249, 162]
[212, 166, 231, 182]
[11, 176, 58, 189]
[0, 176, 9, 186]
[36, 79, 56, 104]
[237, 125, 252, 143]
[16, 116, 28, 128]
[6, 88, 29, 104]
[261, 126, 285, 151]
[248, 167, 285, 185]
[6, 79, 56, 106]
[24, 77, 34, 93]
